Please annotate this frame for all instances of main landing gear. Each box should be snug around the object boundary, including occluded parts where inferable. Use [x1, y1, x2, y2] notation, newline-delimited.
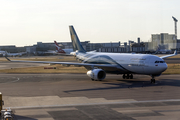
[151, 76, 155, 83]
[122, 74, 133, 79]
[91, 78, 102, 81]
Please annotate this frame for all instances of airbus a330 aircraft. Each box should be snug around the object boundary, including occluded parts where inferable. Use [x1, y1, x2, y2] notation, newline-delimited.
[6, 26, 177, 83]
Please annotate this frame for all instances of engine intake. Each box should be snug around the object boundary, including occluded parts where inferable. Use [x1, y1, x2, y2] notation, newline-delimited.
[87, 69, 106, 80]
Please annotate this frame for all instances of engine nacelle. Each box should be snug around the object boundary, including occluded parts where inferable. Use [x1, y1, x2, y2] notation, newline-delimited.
[87, 69, 106, 80]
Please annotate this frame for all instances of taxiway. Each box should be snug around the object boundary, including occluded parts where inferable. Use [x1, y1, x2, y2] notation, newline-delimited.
[0, 74, 180, 120]
[0, 55, 180, 119]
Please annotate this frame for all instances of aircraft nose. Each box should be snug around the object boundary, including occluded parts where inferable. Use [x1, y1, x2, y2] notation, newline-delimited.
[161, 63, 168, 72]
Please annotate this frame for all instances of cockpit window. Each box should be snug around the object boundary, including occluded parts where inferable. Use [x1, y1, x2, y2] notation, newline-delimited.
[155, 61, 165, 63]
[155, 61, 159, 63]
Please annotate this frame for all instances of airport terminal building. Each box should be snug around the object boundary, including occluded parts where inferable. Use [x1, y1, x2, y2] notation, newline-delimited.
[0, 32, 180, 55]
[149, 33, 178, 51]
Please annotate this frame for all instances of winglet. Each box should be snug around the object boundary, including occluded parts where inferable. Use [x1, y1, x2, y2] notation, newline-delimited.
[160, 50, 178, 59]
[5, 57, 11, 62]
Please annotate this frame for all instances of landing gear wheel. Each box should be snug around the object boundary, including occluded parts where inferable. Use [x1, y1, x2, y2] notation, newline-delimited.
[151, 79, 155, 83]
[150, 75, 156, 83]
[130, 74, 133, 79]
[123, 74, 126, 79]
[126, 74, 129, 79]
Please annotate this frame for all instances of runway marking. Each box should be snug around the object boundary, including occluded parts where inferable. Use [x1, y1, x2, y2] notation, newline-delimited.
[2, 77, 20, 84]
[5, 98, 180, 109]
[10, 78, 20, 83]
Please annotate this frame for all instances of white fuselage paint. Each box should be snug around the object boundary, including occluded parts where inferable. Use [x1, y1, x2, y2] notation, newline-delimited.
[63, 49, 74, 54]
[75, 52, 167, 76]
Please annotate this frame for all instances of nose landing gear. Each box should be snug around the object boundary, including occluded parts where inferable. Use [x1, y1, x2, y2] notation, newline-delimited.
[151, 76, 155, 83]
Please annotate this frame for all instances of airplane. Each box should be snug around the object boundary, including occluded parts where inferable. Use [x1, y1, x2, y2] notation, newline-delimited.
[54, 41, 73, 54]
[6, 52, 26, 57]
[44, 41, 73, 55]
[0, 50, 26, 57]
[0, 51, 6, 57]
[0, 51, 6, 55]
[5, 25, 177, 83]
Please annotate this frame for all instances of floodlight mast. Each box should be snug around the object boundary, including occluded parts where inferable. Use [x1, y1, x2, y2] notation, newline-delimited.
[172, 16, 178, 38]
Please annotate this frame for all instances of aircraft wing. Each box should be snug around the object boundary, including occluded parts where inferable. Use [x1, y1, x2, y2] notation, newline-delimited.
[160, 50, 177, 59]
[5, 57, 118, 68]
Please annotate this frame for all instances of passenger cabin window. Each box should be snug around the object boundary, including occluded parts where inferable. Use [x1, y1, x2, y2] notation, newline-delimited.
[155, 61, 165, 63]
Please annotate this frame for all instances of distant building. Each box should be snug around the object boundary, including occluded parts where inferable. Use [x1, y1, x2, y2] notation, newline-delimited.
[130, 42, 145, 52]
[98, 42, 127, 53]
[150, 33, 177, 50]
[3, 32, 180, 56]
[36, 42, 56, 51]
[0, 45, 25, 53]
[91, 41, 120, 52]
[99, 47, 126, 53]
[26, 46, 36, 55]
[129, 38, 148, 53]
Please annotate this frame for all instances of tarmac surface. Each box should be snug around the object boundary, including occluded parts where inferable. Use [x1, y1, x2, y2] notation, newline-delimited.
[164, 57, 180, 64]
[0, 55, 180, 120]
[0, 61, 46, 70]
[0, 74, 180, 120]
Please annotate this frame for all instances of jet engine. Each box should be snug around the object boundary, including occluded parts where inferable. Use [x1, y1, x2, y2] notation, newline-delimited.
[87, 69, 106, 80]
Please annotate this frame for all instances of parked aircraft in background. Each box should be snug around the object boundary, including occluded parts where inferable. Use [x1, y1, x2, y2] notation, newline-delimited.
[54, 41, 73, 54]
[0, 51, 6, 57]
[0, 50, 26, 57]
[7, 52, 26, 57]
[6, 25, 177, 83]
[156, 49, 172, 54]
[0, 51, 6, 55]
[44, 41, 73, 55]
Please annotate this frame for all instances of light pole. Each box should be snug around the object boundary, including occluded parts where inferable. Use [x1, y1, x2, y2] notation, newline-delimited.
[172, 16, 178, 50]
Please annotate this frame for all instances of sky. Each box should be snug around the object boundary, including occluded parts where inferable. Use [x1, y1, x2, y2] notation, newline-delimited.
[0, 0, 179, 46]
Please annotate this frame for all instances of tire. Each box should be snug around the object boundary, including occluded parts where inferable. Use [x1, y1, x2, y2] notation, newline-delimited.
[123, 74, 125, 79]
[127, 74, 129, 79]
[130, 74, 133, 79]
[151, 79, 155, 83]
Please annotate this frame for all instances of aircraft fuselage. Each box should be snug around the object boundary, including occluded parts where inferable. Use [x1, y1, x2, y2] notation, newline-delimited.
[75, 52, 167, 76]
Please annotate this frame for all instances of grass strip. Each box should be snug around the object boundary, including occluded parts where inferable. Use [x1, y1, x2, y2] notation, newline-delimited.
[0, 65, 87, 74]
[162, 64, 180, 74]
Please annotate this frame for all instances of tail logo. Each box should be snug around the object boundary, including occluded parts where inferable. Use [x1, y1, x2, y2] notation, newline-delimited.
[54, 41, 66, 53]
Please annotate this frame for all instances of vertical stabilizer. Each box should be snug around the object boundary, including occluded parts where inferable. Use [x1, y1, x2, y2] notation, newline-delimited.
[54, 41, 66, 53]
[69, 26, 86, 53]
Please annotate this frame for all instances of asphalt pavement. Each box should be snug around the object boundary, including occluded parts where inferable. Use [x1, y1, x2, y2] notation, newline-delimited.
[0, 74, 180, 120]
[0, 55, 180, 119]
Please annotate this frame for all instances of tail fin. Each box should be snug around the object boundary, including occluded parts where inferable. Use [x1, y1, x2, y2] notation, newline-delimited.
[69, 26, 86, 53]
[54, 41, 66, 53]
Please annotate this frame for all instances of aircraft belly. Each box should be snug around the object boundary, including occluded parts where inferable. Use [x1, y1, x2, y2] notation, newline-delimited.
[103, 67, 127, 74]
[84, 66, 128, 74]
